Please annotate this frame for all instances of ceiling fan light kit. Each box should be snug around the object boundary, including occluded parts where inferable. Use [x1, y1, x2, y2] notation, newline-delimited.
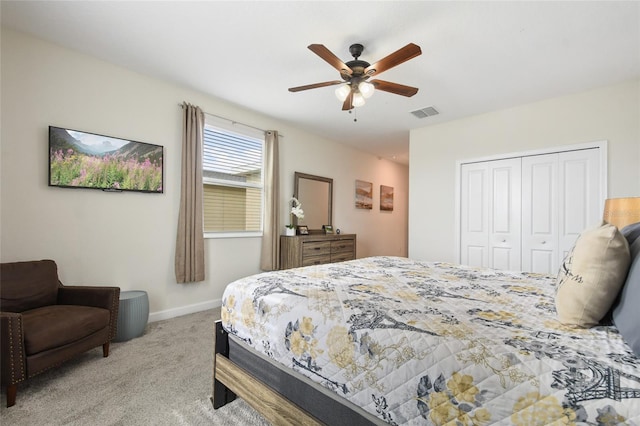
[289, 42, 421, 111]
[334, 81, 374, 107]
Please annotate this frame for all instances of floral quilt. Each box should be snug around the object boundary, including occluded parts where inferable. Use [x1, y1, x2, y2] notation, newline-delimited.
[221, 256, 640, 425]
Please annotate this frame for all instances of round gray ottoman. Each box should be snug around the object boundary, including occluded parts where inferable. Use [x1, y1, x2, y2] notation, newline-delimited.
[115, 290, 149, 342]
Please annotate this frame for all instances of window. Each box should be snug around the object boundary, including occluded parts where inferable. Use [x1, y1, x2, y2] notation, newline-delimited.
[202, 118, 264, 237]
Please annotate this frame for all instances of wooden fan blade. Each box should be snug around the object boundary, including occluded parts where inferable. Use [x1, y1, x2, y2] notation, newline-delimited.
[342, 91, 354, 110]
[308, 44, 353, 76]
[371, 79, 419, 97]
[364, 43, 421, 76]
[288, 80, 343, 92]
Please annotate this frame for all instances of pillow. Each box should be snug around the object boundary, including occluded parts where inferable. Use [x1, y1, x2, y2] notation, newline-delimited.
[602, 221, 640, 322]
[630, 232, 640, 260]
[612, 238, 640, 356]
[555, 221, 630, 327]
[621, 221, 640, 246]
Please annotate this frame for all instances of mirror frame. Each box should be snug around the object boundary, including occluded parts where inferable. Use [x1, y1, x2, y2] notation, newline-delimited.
[293, 172, 333, 233]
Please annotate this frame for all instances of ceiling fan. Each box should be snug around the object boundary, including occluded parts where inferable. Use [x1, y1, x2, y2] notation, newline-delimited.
[288, 43, 422, 111]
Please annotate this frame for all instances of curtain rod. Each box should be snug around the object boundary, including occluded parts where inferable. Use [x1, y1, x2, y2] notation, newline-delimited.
[179, 103, 283, 137]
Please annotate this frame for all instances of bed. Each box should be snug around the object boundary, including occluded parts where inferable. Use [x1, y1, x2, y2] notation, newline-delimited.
[213, 251, 640, 424]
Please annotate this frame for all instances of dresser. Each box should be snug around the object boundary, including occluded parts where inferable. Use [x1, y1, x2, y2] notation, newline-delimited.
[280, 234, 356, 270]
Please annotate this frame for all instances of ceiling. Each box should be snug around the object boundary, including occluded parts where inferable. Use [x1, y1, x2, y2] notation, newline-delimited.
[2, 1, 639, 164]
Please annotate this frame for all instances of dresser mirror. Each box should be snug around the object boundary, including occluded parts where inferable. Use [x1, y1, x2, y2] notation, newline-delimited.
[293, 172, 333, 232]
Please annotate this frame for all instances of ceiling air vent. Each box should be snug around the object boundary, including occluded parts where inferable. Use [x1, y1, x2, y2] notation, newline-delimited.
[410, 106, 439, 119]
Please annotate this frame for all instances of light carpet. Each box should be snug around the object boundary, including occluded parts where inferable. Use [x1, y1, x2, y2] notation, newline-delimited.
[0, 308, 270, 425]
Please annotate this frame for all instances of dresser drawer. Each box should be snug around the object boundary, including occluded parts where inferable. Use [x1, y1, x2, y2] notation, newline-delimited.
[302, 241, 331, 257]
[302, 254, 331, 266]
[331, 252, 354, 263]
[331, 239, 354, 255]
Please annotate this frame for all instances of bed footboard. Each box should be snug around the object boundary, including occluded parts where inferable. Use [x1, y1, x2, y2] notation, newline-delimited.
[212, 320, 322, 425]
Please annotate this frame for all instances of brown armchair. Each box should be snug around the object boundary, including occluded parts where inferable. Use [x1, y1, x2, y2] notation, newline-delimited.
[0, 260, 119, 407]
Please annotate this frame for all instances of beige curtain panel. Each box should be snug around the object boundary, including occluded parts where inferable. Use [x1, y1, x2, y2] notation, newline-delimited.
[175, 102, 205, 283]
[260, 131, 280, 271]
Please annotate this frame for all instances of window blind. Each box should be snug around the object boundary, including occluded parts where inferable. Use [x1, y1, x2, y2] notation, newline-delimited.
[202, 124, 264, 233]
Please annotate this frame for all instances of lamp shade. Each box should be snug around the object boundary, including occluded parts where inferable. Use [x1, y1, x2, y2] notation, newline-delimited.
[358, 81, 375, 98]
[352, 92, 365, 107]
[603, 197, 640, 229]
[335, 84, 351, 102]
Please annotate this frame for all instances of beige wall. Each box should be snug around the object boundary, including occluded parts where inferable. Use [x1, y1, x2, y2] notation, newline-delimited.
[0, 28, 408, 320]
[409, 79, 640, 263]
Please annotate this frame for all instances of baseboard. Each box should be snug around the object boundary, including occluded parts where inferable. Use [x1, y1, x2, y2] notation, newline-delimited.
[148, 298, 222, 323]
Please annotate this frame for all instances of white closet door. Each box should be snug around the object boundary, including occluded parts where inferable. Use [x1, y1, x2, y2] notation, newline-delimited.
[461, 158, 521, 270]
[460, 163, 489, 267]
[522, 154, 559, 274]
[488, 158, 521, 271]
[558, 149, 601, 260]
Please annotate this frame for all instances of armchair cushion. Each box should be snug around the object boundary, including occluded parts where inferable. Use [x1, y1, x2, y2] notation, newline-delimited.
[1, 260, 59, 312]
[22, 305, 110, 355]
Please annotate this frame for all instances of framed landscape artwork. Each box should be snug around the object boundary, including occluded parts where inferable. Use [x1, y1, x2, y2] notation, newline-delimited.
[355, 180, 373, 209]
[380, 185, 394, 211]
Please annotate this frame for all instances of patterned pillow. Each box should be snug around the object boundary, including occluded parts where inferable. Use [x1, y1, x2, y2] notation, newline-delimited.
[612, 238, 640, 356]
[555, 221, 630, 327]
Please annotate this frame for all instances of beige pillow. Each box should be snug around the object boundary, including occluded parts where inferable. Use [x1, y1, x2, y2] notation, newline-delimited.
[556, 221, 630, 327]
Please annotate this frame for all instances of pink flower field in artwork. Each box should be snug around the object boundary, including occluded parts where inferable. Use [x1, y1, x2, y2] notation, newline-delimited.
[50, 148, 162, 192]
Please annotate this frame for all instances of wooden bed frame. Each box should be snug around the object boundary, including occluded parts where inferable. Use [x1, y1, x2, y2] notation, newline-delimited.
[212, 321, 323, 425]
